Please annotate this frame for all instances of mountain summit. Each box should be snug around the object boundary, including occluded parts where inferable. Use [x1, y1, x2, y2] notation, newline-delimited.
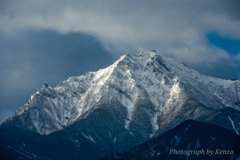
[1, 51, 240, 136]
[1, 51, 240, 159]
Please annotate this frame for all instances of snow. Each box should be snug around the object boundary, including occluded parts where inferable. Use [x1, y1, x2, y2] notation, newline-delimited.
[15, 104, 28, 115]
[150, 109, 160, 137]
[6, 145, 32, 159]
[8, 51, 240, 135]
[81, 132, 96, 144]
[72, 97, 79, 106]
[30, 95, 34, 101]
[71, 80, 79, 89]
[121, 96, 134, 130]
[52, 98, 59, 107]
[228, 116, 239, 135]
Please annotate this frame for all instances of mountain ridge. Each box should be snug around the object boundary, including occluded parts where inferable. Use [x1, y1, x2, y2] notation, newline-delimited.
[1, 51, 239, 135]
[1, 51, 240, 160]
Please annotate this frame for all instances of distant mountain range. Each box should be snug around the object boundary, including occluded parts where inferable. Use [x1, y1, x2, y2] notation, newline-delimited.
[1, 51, 240, 159]
[98, 120, 240, 160]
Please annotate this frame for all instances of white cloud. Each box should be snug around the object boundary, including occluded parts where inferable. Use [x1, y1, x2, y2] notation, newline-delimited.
[1, 0, 240, 66]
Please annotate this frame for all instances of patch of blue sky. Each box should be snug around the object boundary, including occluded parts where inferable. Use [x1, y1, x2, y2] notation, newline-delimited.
[207, 33, 240, 55]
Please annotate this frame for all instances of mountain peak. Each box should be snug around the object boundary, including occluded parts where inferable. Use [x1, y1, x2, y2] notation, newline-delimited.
[138, 50, 157, 58]
[1, 51, 240, 135]
[1, 51, 240, 160]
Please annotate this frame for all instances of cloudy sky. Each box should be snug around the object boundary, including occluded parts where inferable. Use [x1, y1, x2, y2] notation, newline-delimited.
[1, 0, 240, 123]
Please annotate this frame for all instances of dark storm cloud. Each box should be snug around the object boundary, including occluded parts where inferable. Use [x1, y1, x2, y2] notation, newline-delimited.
[0, 30, 115, 123]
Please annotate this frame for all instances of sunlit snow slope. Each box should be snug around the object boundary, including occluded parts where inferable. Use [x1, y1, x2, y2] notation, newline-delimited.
[1, 51, 240, 135]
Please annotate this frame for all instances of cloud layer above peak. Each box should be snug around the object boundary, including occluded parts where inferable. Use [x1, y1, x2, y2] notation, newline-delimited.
[0, 0, 240, 124]
[1, 0, 240, 71]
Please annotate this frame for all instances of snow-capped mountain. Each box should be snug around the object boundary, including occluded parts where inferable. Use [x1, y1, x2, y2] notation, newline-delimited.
[1, 51, 240, 160]
[1, 51, 240, 136]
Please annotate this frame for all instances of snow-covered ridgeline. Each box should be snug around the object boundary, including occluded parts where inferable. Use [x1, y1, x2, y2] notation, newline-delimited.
[8, 51, 240, 134]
